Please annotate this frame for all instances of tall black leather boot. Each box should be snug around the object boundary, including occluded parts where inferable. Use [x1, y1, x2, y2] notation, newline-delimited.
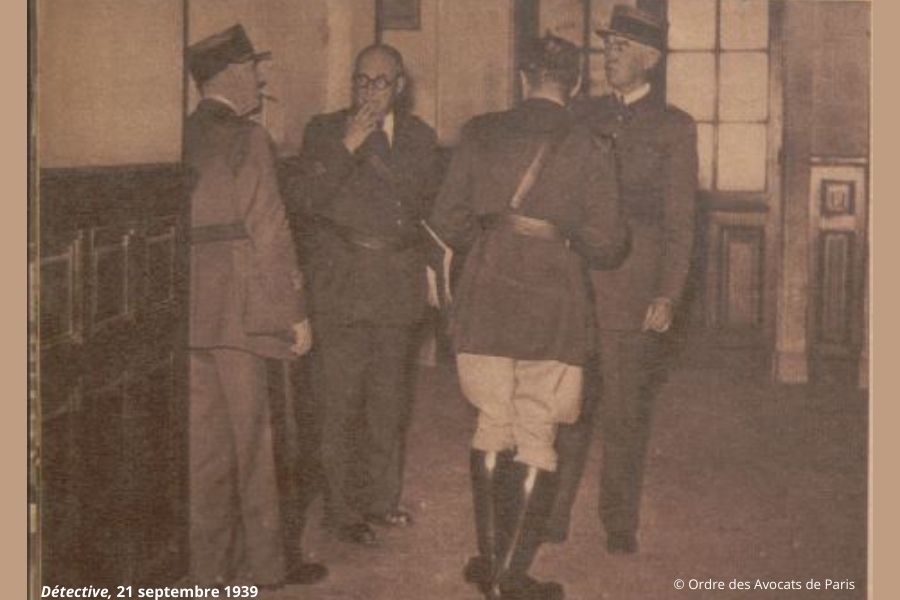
[494, 461, 564, 600]
[464, 449, 513, 598]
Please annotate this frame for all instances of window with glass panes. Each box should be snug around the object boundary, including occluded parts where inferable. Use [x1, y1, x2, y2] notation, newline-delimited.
[538, 0, 770, 191]
[666, 0, 770, 192]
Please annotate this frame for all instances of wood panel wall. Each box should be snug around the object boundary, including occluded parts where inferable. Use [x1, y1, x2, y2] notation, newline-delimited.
[37, 165, 189, 586]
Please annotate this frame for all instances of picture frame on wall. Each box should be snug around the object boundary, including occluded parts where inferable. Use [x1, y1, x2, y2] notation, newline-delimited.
[377, 0, 421, 31]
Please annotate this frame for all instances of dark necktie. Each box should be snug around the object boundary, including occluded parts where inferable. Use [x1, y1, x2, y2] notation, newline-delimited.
[365, 120, 391, 158]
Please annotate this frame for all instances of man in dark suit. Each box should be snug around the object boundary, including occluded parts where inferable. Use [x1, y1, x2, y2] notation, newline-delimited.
[429, 35, 628, 600]
[291, 44, 442, 546]
[184, 25, 326, 586]
[545, 5, 698, 555]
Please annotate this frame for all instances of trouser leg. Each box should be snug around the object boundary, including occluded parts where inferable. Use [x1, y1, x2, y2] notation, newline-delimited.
[456, 354, 517, 455]
[456, 356, 580, 599]
[473, 360, 581, 598]
[271, 358, 321, 561]
[598, 330, 660, 536]
[543, 360, 600, 541]
[290, 357, 325, 546]
[511, 360, 583, 473]
[362, 324, 415, 515]
[456, 354, 516, 597]
[214, 349, 285, 585]
[189, 351, 238, 585]
[312, 324, 369, 527]
[267, 360, 297, 558]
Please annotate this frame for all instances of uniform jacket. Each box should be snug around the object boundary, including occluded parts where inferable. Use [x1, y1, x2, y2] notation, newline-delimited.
[574, 92, 698, 331]
[429, 99, 629, 366]
[185, 99, 306, 360]
[291, 109, 442, 327]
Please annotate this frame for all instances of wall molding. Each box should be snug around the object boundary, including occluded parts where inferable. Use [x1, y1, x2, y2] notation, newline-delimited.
[809, 155, 868, 166]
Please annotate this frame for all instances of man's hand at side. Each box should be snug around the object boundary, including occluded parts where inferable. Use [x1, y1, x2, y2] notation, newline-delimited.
[642, 297, 674, 333]
[291, 319, 314, 356]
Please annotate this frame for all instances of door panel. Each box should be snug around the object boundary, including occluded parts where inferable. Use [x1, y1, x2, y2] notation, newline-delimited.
[703, 207, 767, 335]
[809, 162, 868, 359]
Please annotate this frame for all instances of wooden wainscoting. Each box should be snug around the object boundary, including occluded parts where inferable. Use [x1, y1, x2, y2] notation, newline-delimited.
[36, 164, 189, 587]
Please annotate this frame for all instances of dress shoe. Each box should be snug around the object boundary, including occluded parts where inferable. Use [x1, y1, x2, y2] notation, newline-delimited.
[364, 508, 413, 528]
[499, 574, 564, 600]
[285, 561, 328, 585]
[335, 521, 379, 546]
[606, 532, 637, 554]
[463, 555, 492, 591]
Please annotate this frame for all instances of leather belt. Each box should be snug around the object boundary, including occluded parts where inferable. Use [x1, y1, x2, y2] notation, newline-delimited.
[314, 216, 423, 252]
[190, 222, 249, 244]
[480, 213, 566, 243]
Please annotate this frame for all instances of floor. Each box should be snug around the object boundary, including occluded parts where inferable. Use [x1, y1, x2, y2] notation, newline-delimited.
[264, 338, 868, 600]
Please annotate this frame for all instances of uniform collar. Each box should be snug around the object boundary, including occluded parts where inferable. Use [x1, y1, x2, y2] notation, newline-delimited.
[615, 82, 652, 106]
[517, 98, 573, 133]
[202, 94, 240, 115]
[195, 97, 243, 124]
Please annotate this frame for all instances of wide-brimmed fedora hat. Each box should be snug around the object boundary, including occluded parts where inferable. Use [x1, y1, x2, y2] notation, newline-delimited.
[596, 5, 668, 52]
[187, 24, 271, 85]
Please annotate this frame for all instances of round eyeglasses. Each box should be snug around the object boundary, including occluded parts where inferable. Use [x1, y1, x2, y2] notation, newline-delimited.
[352, 73, 399, 91]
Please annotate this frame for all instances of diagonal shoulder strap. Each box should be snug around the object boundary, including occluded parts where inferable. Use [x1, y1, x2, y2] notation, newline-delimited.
[508, 127, 571, 211]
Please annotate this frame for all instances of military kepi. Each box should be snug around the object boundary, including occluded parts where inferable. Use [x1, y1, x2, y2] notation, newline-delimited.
[597, 5, 667, 52]
[187, 24, 271, 85]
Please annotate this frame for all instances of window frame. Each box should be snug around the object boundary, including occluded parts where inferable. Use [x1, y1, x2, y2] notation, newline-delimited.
[667, 0, 772, 193]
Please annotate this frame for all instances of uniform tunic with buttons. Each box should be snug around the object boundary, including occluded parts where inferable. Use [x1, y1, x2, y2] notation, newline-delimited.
[186, 99, 306, 360]
[573, 92, 698, 331]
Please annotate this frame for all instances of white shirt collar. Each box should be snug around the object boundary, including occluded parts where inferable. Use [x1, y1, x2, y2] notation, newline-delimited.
[382, 111, 395, 146]
[616, 83, 652, 106]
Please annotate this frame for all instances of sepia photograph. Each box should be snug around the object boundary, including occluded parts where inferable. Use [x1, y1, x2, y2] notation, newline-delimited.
[29, 1, 871, 598]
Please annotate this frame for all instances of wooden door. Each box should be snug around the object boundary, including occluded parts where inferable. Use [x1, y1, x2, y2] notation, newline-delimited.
[36, 165, 189, 586]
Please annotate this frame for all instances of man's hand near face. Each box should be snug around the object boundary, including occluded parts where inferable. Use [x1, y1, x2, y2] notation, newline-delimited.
[343, 102, 380, 153]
